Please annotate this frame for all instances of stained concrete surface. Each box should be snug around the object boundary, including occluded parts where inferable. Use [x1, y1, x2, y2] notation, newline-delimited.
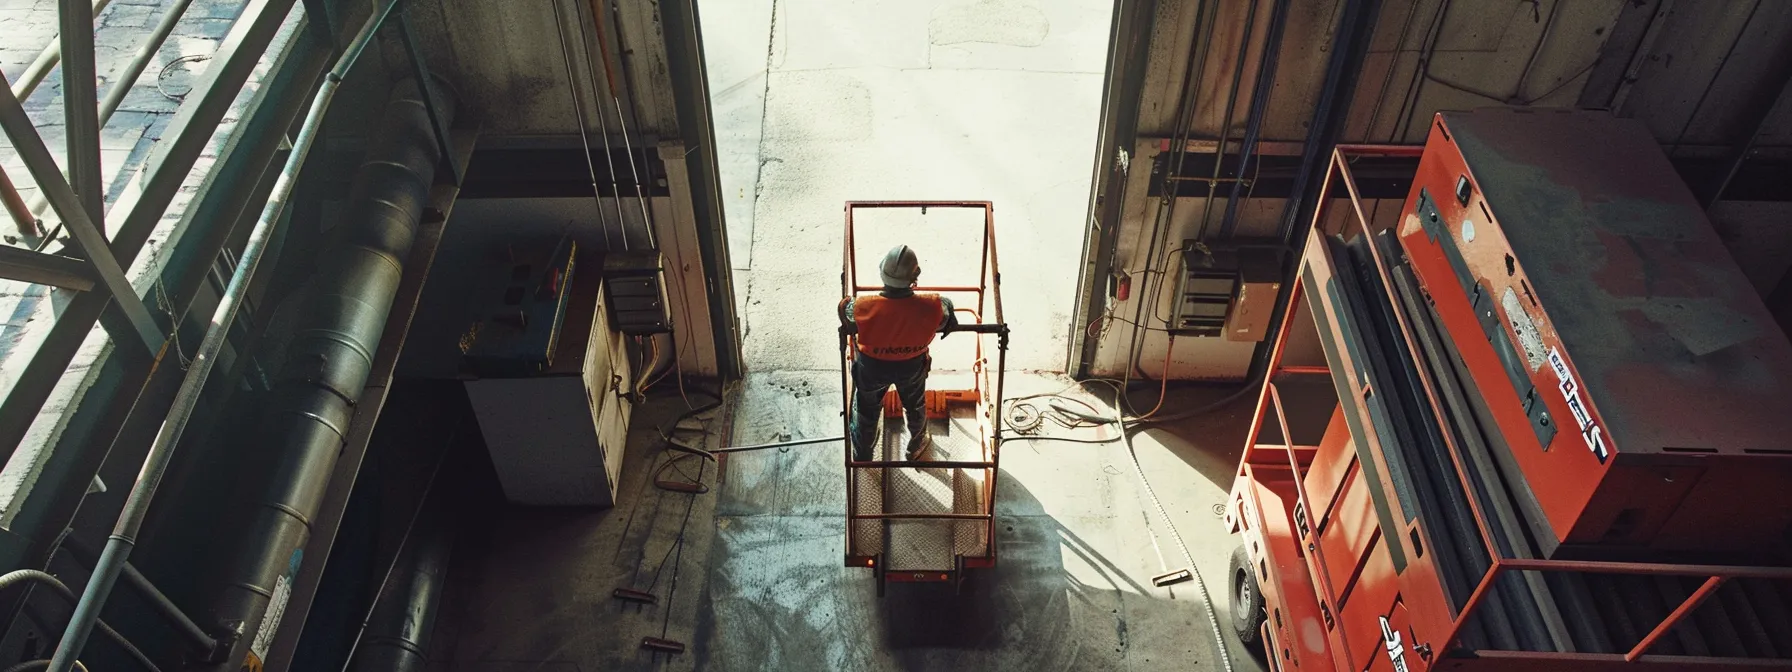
[428, 391, 728, 672]
[433, 372, 1271, 671]
[699, 372, 1267, 671]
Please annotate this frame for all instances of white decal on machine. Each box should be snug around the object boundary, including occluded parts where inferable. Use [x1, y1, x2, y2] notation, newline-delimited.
[1380, 616, 1410, 672]
[1548, 348, 1609, 463]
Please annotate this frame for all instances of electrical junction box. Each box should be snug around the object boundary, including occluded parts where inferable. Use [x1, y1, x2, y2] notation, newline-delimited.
[602, 249, 673, 335]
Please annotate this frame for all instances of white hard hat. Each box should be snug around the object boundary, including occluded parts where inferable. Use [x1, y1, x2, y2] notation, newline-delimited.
[880, 245, 920, 288]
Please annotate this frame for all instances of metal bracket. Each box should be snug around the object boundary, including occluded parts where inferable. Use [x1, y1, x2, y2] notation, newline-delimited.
[397, 9, 462, 185]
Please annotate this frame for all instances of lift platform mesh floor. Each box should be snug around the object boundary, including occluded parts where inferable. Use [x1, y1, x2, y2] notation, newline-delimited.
[851, 401, 989, 572]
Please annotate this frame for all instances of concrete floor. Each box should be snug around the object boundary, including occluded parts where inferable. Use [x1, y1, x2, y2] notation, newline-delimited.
[432, 375, 1270, 671]
[428, 1, 1272, 670]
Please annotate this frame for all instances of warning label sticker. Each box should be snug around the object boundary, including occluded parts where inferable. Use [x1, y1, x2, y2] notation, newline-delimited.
[1547, 348, 1609, 463]
[250, 548, 302, 661]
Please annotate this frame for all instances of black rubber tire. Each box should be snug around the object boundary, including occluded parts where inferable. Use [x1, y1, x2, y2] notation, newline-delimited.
[1230, 544, 1268, 649]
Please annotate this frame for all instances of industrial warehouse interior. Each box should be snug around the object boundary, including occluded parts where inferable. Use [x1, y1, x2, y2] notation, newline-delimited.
[2, 0, 1792, 670]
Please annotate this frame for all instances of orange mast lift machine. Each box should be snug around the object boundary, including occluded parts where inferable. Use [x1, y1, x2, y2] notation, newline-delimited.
[1227, 110, 1792, 672]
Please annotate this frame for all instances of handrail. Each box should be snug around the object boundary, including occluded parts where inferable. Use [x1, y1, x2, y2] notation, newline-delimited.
[854, 284, 983, 292]
[837, 321, 1009, 337]
[1439, 558, 1792, 663]
[847, 459, 995, 469]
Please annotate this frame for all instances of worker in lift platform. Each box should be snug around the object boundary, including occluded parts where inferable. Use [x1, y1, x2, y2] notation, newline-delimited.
[840, 245, 957, 462]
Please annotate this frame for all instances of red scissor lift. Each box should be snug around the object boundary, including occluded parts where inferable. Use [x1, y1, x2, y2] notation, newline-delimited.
[1227, 111, 1792, 672]
[839, 201, 1008, 596]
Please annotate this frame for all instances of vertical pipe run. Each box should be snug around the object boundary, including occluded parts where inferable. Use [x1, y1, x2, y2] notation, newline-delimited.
[582, 0, 632, 249]
[59, 533, 218, 653]
[206, 75, 452, 670]
[1191, 0, 1260, 242]
[44, 4, 417, 669]
[550, 0, 616, 250]
[1217, 0, 1291, 239]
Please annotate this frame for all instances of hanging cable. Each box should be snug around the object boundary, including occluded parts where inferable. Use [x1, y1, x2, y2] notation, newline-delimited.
[567, 0, 631, 250]
[585, 0, 657, 249]
[601, 0, 659, 248]
[550, 0, 616, 250]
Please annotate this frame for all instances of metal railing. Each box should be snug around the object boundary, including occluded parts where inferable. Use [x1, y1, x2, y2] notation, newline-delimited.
[840, 201, 1008, 578]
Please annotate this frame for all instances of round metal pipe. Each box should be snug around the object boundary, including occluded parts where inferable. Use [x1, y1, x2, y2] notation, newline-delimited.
[45, 4, 409, 670]
[59, 533, 217, 653]
[0, 570, 160, 671]
[549, 0, 616, 250]
[345, 455, 454, 672]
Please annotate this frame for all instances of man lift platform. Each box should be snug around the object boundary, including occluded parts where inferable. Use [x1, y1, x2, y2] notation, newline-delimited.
[838, 201, 1008, 596]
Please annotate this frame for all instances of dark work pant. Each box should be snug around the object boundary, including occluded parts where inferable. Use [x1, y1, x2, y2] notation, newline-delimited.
[850, 354, 929, 461]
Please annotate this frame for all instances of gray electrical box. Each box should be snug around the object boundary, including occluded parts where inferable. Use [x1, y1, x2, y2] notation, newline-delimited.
[602, 249, 674, 335]
[467, 257, 634, 507]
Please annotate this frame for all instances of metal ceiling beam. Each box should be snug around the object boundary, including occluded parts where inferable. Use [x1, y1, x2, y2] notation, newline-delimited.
[19, 0, 200, 244]
[1701, 48, 1792, 210]
[0, 247, 96, 291]
[59, 0, 104, 222]
[47, 0, 399, 662]
[0, 37, 330, 647]
[0, 72, 163, 353]
[398, 10, 461, 185]
[0, 0, 300, 470]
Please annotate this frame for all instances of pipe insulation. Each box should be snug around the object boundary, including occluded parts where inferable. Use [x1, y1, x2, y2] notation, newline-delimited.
[208, 79, 453, 670]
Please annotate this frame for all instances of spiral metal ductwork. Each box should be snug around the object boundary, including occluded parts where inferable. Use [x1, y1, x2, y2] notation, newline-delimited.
[349, 509, 455, 672]
[205, 78, 453, 670]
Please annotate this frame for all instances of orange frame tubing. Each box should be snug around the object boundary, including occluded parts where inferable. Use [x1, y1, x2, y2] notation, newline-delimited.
[841, 201, 1007, 577]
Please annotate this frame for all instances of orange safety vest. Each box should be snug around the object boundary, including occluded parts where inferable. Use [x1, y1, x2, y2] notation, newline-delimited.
[849, 294, 944, 361]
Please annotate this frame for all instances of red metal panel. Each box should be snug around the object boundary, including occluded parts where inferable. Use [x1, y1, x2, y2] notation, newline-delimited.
[1303, 409, 1357, 525]
[1235, 465, 1336, 671]
[1394, 110, 1792, 553]
[1316, 460, 1378, 610]
[1365, 602, 1415, 672]
[1337, 537, 1398, 671]
[1431, 650, 1792, 672]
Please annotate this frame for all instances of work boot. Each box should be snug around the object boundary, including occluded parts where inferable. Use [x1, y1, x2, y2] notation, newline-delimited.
[905, 429, 932, 461]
